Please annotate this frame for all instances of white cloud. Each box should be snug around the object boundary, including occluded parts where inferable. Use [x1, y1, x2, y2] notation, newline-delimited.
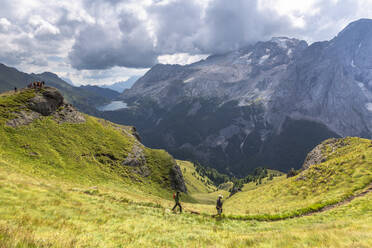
[1, 0, 372, 84]
[0, 18, 11, 32]
[29, 15, 60, 36]
[63, 67, 149, 86]
[158, 53, 208, 65]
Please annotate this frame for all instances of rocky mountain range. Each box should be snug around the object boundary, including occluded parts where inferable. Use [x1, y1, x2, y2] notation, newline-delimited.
[104, 19, 372, 175]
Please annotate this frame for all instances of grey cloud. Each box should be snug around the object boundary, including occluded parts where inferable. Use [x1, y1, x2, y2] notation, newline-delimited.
[148, 1, 204, 54]
[55, 9, 82, 38]
[69, 11, 157, 69]
[29, 57, 48, 67]
[0, 50, 27, 66]
[147, 0, 293, 55]
[0, 0, 371, 74]
[297, 0, 361, 42]
[196, 0, 293, 53]
[70, 0, 294, 70]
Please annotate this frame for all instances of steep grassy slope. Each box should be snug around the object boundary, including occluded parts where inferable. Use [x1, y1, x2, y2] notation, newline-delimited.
[177, 160, 229, 204]
[0, 88, 183, 198]
[177, 160, 216, 194]
[224, 137, 372, 217]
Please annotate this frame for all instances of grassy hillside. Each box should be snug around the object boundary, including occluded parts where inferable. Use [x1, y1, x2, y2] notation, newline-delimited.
[0, 89, 371, 247]
[0, 162, 371, 247]
[0, 88, 183, 199]
[224, 137, 372, 217]
[177, 160, 230, 204]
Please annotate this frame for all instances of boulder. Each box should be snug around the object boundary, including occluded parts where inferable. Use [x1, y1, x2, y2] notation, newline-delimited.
[53, 104, 85, 124]
[28, 87, 64, 116]
[122, 144, 146, 167]
[169, 162, 187, 193]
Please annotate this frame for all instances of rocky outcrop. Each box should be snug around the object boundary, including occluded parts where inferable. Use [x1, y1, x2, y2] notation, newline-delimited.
[53, 104, 85, 124]
[302, 138, 348, 170]
[6, 110, 41, 127]
[6, 87, 85, 127]
[169, 162, 187, 193]
[121, 143, 151, 177]
[131, 127, 142, 142]
[122, 144, 146, 167]
[302, 143, 327, 170]
[28, 87, 64, 116]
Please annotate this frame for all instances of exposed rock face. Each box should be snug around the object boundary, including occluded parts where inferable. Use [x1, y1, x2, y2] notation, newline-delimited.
[302, 138, 348, 170]
[122, 144, 146, 167]
[131, 127, 142, 142]
[169, 162, 187, 193]
[302, 143, 327, 170]
[28, 87, 64, 116]
[6, 111, 41, 127]
[53, 104, 85, 124]
[112, 19, 372, 175]
[6, 87, 85, 127]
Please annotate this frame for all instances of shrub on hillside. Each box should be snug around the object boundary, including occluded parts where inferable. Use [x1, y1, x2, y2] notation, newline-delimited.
[287, 168, 299, 178]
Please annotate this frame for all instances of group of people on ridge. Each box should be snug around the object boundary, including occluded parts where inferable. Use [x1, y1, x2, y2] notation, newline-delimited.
[14, 81, 46, 93]
[172, 191, 224, 216]
[27, 81, 45, 89]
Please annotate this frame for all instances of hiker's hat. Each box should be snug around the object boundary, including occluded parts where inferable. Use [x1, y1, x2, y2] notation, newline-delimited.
[218, 195, 223, 198]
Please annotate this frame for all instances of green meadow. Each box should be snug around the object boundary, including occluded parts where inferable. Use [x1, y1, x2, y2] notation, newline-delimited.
[0, 89, 371, 247]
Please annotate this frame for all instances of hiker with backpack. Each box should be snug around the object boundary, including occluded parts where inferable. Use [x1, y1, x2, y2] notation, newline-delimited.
[216, 195, 223, 216]
[172, 191, 182, 213]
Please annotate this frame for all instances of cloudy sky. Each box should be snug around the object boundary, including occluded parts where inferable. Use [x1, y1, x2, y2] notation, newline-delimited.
[0, 0, 371, 86]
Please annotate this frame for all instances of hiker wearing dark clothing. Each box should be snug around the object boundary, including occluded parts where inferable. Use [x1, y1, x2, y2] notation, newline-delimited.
[216, 195, 223, 216]
[14, 87, 17, 92]
[172, 191, 182, 213]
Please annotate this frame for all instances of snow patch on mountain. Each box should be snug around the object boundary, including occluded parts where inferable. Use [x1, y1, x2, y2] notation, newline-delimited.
[184, 77, 194, 83]
[287, 49, 293, 56]
[271, 37, 289, 49]
[239, 52, 252, 60]
[366, 103, 372, 112]
[259, 54, 270, 64]
[351, 60, 356, 68]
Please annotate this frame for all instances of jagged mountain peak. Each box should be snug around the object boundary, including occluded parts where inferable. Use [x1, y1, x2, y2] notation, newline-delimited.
[327, 19, 372, 69]
[115, 20, 372, 175]
[337, 18, 372, 38]
[269, 37, 307, 49]
[196, 37, 307, 67]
